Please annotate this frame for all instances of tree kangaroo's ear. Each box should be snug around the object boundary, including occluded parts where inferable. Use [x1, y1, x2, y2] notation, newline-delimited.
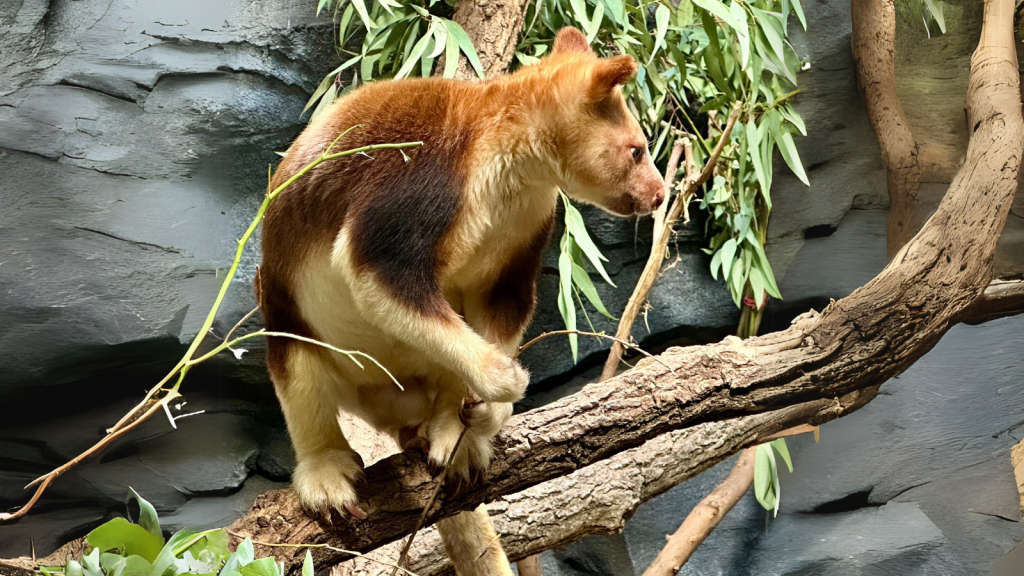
[552, 27, 594, 55]
[587, 55, 639, 102]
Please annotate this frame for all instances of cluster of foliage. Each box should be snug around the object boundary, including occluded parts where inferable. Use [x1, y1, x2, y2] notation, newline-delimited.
[43, 491, 313, 576]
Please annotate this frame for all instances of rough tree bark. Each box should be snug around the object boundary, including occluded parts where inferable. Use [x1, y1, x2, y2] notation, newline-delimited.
[442, 0, 531, 79]
[332, 387, 879, 575]
[851, 0, 923, 259]
[222, 1, 1024, 569]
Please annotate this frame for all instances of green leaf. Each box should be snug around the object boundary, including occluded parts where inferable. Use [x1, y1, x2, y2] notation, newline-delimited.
[729, 257, 744, 304]
[719, 238, 737, 281]
[427, 19, 447, 59]
[770, 438, 793, 473]
[301, 552, 313, 576]
[586, 1, 603, 43]
[776, 128, 808, 186]
[316, 0, 331, 17]
[444, 19, 485, 79]
[557, 246, 578, 362]
[562, 195, 614, 286]
[924, 0, 945, 34]
[699, 13, 731, 97]
[729, 1, 749, 68]
[570, 262, 616, 320]
[780, 103, 806, 136]
[338, 3, 356, 43]
[441, 20, 460, 77]
[692, 0, 739, 30]
[753, 444, 774, 511]
[709, 245, 724, 280]
[121, 556, 153, 576]
[395, 27, 432, 79]
[749, 263, 765, 308]
[310, 83, 338, 120]
[219, 539, 253, 576]
[66, 560, 84, 576]
[240, 558, 279, 576]
[351, 0, 375, 31]
[652, 4, 670, 57]
[767, 442, 781, 516]
[746, 120, 771, 208]
[751, 9, 786, 72]
[791, 0, 806, 30]
[81, 549, 102, 576]
[676, 0, 693, 26]
[87, 518, 165, 563]
[127, 488, 162, 541]
[745, 229, 781, 298]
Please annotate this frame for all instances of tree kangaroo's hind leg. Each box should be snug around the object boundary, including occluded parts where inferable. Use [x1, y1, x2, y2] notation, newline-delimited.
[436, 505, 515, 576]
[271, 342, 366, 520]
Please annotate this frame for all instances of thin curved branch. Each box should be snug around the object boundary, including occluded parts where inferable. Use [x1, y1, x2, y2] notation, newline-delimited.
[851, 0, 922, 258]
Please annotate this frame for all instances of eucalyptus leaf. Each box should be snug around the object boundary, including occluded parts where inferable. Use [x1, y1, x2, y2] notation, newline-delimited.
[753, 444, 774, 511]
[557, 247, 578, 362]
[562, 194, 614, 286]
[923, 0, 946, 34]
[302, 552, 313, 576]
[445, 19, 485, 79]
[571, 261, 616, 320]
[692, 0, 739, 30]
[771, 437, 793, 472]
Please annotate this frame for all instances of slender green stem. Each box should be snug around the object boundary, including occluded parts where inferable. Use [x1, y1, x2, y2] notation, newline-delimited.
[190, 329, 404, 390]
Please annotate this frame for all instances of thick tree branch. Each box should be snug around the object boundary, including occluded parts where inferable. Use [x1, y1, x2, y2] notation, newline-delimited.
[329, 386, 879, 575]
[851, 0, 923, 259]
[962, 278, 1024, 324]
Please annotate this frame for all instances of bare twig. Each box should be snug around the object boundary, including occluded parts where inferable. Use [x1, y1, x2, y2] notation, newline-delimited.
[515, 329, 673, 372]
[641, 448, 756, 576]
[223, 305, 260, 345]
[392, 427, 469, 576]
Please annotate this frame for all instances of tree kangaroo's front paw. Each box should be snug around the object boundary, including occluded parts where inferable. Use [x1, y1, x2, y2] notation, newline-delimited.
[429, 432, 495, 493]
[293, 450, 367, 523]
[473, 353, 529, 403]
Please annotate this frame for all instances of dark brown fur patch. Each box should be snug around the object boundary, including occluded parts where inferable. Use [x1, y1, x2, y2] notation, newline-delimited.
[260, 79, 471, 383]
[483, 215, 555, 342]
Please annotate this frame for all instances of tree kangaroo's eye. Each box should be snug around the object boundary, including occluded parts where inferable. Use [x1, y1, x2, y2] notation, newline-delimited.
[631, 147, 643, 162]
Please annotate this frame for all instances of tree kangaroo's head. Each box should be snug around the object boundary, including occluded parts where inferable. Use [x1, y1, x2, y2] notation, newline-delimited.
[526, 27, 666, 216]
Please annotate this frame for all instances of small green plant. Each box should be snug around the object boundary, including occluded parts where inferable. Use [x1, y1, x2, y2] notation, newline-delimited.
[43, 490, 315, 576]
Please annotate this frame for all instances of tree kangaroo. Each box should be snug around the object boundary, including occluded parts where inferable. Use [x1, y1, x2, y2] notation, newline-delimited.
[259, 26, 664, 575]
